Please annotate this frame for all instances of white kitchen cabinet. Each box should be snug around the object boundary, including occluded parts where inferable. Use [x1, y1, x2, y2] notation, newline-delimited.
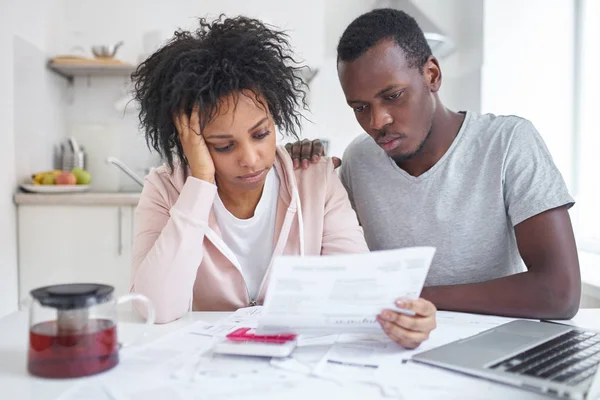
[17, 205, 135, 306]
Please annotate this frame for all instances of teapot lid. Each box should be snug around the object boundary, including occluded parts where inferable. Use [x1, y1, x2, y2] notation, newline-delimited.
[30, 283, 114, 310]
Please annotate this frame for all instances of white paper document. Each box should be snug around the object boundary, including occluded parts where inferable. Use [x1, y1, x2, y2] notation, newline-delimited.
[189, 306, 263, 337]
[314, 338, 402, 381]
[257, 247, 436, 335]
[374, 361, 548, 400]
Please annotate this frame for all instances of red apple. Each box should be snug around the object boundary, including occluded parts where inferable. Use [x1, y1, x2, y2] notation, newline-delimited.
[56, 171, 77, 185]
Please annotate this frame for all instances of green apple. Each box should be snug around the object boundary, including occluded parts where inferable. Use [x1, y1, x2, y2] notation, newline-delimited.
[71, 168, 92, 185]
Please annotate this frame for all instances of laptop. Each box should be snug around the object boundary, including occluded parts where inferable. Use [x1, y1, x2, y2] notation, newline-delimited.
[412, 320, 600, 399]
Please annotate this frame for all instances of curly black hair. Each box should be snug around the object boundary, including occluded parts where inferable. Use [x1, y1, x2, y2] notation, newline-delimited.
[337, 8, 432, 72]
[131, 15, 307, 170]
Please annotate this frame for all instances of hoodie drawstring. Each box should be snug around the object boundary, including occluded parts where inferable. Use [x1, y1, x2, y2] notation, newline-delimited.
[293, 184, 305, 256]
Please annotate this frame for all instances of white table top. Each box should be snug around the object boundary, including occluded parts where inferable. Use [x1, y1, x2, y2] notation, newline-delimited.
[2, 308, 599, 400]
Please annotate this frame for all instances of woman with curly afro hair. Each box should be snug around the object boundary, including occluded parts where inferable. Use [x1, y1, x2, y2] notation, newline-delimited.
[129, 15, 436, 349]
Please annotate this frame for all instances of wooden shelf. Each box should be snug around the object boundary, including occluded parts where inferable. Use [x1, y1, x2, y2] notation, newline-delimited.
[47, 57, 137, 82]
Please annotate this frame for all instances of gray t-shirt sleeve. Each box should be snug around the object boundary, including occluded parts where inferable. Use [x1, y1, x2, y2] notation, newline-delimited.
[339, 159, 361, 226]
[503, 120, 575, 227]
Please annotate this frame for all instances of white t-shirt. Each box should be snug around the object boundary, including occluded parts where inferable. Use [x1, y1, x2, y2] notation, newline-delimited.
[213, 168, 279, 301]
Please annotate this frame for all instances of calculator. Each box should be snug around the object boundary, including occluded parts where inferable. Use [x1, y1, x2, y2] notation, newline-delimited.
[212, 328, 298, 358]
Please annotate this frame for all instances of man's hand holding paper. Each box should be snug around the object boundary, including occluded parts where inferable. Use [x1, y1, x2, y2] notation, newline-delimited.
[377, 298, 436, 349]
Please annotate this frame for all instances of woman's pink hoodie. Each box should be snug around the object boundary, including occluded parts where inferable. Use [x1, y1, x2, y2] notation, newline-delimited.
[131, 146, 368, 323]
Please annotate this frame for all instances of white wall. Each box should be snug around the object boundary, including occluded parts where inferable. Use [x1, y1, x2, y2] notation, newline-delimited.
[481, 0, 574, 189]
[14, 36, 68, 184]
[55, 0, 325, 70]
[301, 0, 371, 158]
[12, 0, 68, 186]
[413, 0, 484, 113]
[0, 0, 19, 317]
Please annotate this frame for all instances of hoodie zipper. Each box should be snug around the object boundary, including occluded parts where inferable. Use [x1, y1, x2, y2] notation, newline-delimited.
[254, 170, 305, 300]
[253, 154, 304, 300]
[204, 229, 254, 306]
[253, 206, 297, 302]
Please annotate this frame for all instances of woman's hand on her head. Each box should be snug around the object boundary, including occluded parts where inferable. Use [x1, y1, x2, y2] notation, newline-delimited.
[377, 298, 437, 349]
[174, 107, 215, 183]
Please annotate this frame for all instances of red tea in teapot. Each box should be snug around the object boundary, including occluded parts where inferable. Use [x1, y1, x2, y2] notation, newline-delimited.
[27, 318, 118, 378]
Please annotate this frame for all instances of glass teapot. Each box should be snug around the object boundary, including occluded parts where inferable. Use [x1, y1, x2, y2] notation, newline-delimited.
[27, 283, 154, 378]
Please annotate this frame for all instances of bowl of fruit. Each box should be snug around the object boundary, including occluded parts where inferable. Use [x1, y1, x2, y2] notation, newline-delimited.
[20, 168, 92, 193]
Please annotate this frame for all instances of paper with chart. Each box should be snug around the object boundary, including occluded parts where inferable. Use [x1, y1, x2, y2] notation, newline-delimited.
[257, 247, 436, 335]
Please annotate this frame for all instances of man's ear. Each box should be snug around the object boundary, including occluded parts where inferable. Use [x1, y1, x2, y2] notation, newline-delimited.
[332, 157, 342, 169]
[423, 56, 442, 93]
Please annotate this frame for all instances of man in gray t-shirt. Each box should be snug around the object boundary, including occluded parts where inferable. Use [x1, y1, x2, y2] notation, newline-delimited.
[339, 112, 574, 287]
[288, 9, 580, 320]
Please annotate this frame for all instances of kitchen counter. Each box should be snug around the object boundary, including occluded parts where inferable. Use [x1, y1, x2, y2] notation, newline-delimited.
[13, 191, 141, 206]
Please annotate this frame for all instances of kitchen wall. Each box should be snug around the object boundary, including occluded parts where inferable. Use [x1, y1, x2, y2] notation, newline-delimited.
[412, 0, 484, 113]
[11, 0, 68, 182]
[53, 0, 326, 68]
[65, 77, 160, 192]
[14, 37, 68, 185]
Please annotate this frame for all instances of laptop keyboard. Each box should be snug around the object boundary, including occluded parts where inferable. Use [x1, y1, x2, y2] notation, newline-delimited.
[489, 329, 600, 386]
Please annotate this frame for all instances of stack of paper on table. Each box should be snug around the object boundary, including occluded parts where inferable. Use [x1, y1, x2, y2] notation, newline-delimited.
[58, 306, 541, 400]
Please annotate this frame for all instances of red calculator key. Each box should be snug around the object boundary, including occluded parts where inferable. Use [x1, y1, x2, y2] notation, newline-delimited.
[226, 328, 297, 343]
